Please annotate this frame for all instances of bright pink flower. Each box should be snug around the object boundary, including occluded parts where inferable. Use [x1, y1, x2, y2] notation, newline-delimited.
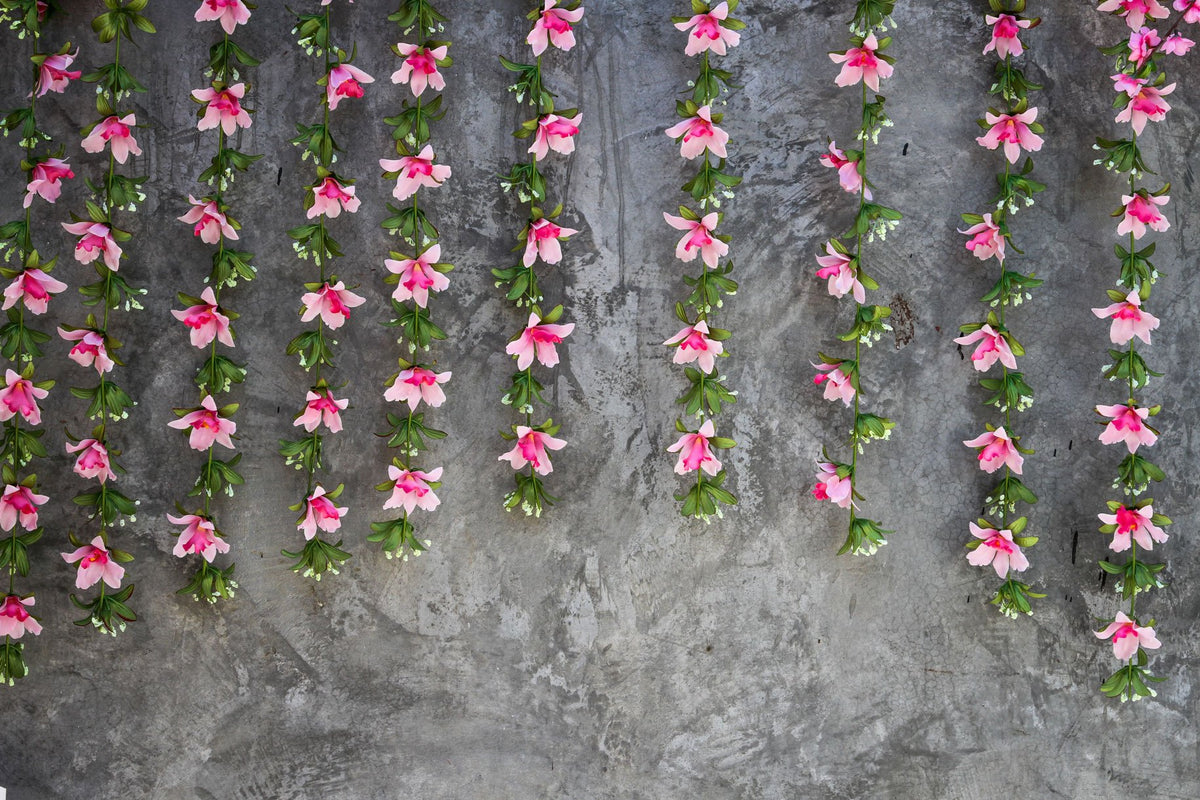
[294, 388, 348, 433]
[179, 195, 239, 245]
[62, 220, 122, 271]
[528, 0, 584, 55]
[23, 157, 73, 208]
[0, 595, 41, 638]
[1092, 290, 1159, 345]
[299, 486, 347, 541]
[1097, 403, 1157, 452]
[0, 369, 47, 426]
[172, 286, 234, 349]
[392, 44, 448, 97]
[1114, 76, 1174, 134]
[326, 63, 374, 111]
[507, 312, 574, 371]
[813, 461, 853, 509]
[384, 465, 443, 513]
[34, 49, 81, 97]
[959, 213, 1005, 262]
[58, 328, 114, 374]
[812, 361, 856, 406]
[664, 105, 729, 160]
[966, 523, 1030, 578]
[819, 141, 871, 199]
[169, 513, 230, 562]
[983, 13, 1031, 58]
[664, 319, 723, 374]
[66, 438, 116, 483]
[384, 366, 451, 411]
[976, 108, 1043, 164]
[529, 112, 581, 161]
[522, 217, 578, 267]
[963, 426, 1024, 474]
[2, 268, 67, 315]
[1128, 26, 1162, 67]
[307, 176, 361, 219]
[61, 536, 124, 590]
[0, 484, 47, 532]
[194, 0, 251, 34]
[1162, 32, 1196, 54]
[954, 324, 1017, 372]
[830, 33, 893, 93]
[499, 426, 566, 476]
[300, 280, 365, 330]
[676, 1, 739, 56]
[191, 83, 251, 135]
[81, 114, 141, 164]
[384, 244, 449, 308]
[1095, 612, 1161, 660]
[664, 211, 727, 269]
[1175, 0, 1200, 24]
[1097, 0, 1169, 30]
[667, 418, 721, 476]
[168, 394, 237, 451]
[1117, 192, 1169, 239]
[379, 145, 451, 202]
[815, 241, 865, 303]
[1099, 504, 1168, 552]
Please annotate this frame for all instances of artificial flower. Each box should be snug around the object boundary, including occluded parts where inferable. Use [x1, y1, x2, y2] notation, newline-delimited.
[81, 114, 141, 164]
[812, 461, 853, 509]
[529, 112, 581, 161]
[1099, 504, 1168, 552]
[664, 105, 729, 160]
[298, 486, 347, 540]
[1127, 26, 1161, 67]
[1113, 76, 1174, 135]
[1092, 290, 1159, 345]
[667, 419, 721, 476]
[172, 286, 235, 349]
[58, 328, 114, 374]
[300, 280, 365, 330]
[963, 426, 1024, 474]
[527, 0, 584, 55]
[507, 312, 574, 370]
[379, 145, 451, 202]
[812, 361, 856, 406]
[384, 244, 449, 307]
[815, 241, 865, 303]
[959, 213, 1005, 262]
[392, 44, 448, 97]
[0, 595, 41, 638]
[675, 1, 740, 56]
[0, 484, 47, 532]
[2, 268, 67, 315]
[1097, 403, 1157, 452]
[168, 394, 237, 451]
[62, 220, 121, 271]
[664, 211, 727, 269]
[983, 13, 1032, 58]
[294, 388, 348, 433]
[34, 49, 80, 97]
[169, 513, 230, 561]
[819, 141, 870, 199]
[663, 320, 722, 374]
[499, 426, 565, 475]
[0, 370, 48, 426]
[307, 176, 361, 219]
[1162, 32, 1196, 54]
[1175, 0, 1200, 24]
[179, 195, 239, 244]
[1097, 0, 1169, 31]
[830, 32, 893, 92]
[23, 157, 73, 207]
[522, 217, 578, 267]
[1095, 612, 1161, 660]
[975, 108, 1043, 164]
[967, 523, 1029, 578]
[384, 465, 443, 513]
[194, 0, 251, 35]
[61, 536, 124, 589]
[1117, 191, 1169, 239]
[954, 324, 1017, 371]
[384, 366, 451, 411]
[66, 438, 116, 483]
[192, 83, 252, 134]
[326, 63, 374, 111]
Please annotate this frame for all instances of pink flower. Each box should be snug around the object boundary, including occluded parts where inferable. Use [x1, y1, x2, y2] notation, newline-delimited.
[0, 369, 48, 426]
[812, 461, 853, 509]
[1175, 0, 1200, 24]
[1092, 290, 1159, 345]
[976, 108, 1043, 164]
[815, 241, 865, 303]
[529, 112, 582, 161]
[379, 145, 451, 202]
[1097, 0, 1169, 30]
[34, 49, 81, 97]
[664, 211, 728, 269]
[664, 319, 723, 374]
[392, 43, 448, 97]
[499, 427, 566, 475]
[0, 595, 41, 638]
[81, 114, 141, 164]
[959, 213, 1005, 263]
[191, 83, 251, 134]
[1095, 612, 1161, 661]
[294, 388, 348, 433]
[169, 513, 230, 562]
[179, 195, 239, 245]
[0, 484, 47, 532]
[326, 63, 374, 111]
[61, 536, 124, 589]
[667, 419, 722, 476]
[675, 1, 740, 56]
[963, 426, 1024, 474]
[830, 33, 893, 93]
[58, 328, 115, 374]
[522, 217, 578, 267]
[507, 312, 574, 371]
[819, 141, 871, 199]
[23, 157, 73, 208]
[528, 0, 584, 55]
[384, 244, 449, 308]
[1099, 504, 1168, 552]
[300, 280, 365, 330]
[168, 394, 237, 451]
[1162, 32, 1196, 54]
[384, 366, 451, 411]
[2, 268, 67, 315]
[664, 105, 729, 160]
[62, 220, 122, 271]
[194, 0, 251, 34]
[1097, 403, 1157, 452]
[298, 486, 347, 541]
[1117, 192, 1169, 239]
[954, 324, 1017, 371]
[812, 361, 856, 406]
[1128, 26, 1162, 67]
[384, 465, 443, 513]
[66, 438, 116, 483]
[172, 286, 234, 349]
[966, 523, 1030, 578]
[983, 13, 1032, 58]
[1114, 76, 1174, 134]
[307, 176, 361, 219]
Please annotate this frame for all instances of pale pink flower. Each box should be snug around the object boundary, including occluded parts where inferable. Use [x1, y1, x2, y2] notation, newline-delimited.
[326, 63, 373, 111]
[392, 44, 448, 97]
[172, 286, 234, 349]
[1092, 290, 1159, 345]
[830, 33, 893, 92]
[34, 49, 81, 97]
[676, 1, 740, 56]
[499, 427, 566, 475]
[967, 523, 1030, 578]
[954, 324, 1017, 371]
[812, 461, 853, 509]
[522, 217, 578, 267]
[81, 114, 141, 164]
[1162, 32, 1196, 54]
[1114, 76, 1174, 134]
[379, 145, 451, 202]
[812, 361, 856, 406]
[169, 513, 230, 562]
[384, 244, 449, 307]
[1128, 26, 1162, 67]
[507, 312, 574, 371]
[61, 536, 124, 589]
[0, 595, 41, 638]
[1117, 192, 1169, 239]
[963, 426, 1024, 474]
[668, 419, 722, 476]
[1097, 0, 1169, 30]
[976, 108, 1043, 164]
[819, 141, 871, 199]
[191, 83, 251, 134]
[983, 13, 1031, 58]
[0, 369, 47, 426]
[168, 394, 237, 451]
[664, 105, 729, 160]
[1095, 612, 1161, 660]
[384, 465, 443, 513]
[58, 328, 114, 374]
[23, 157, 73, 208]
[815, 241, 865, 303]
[384, 366, 451, 411]
[2, 268, 67, 315]
[66, 438, 116, 483]
[179, 195, 239, 245]
[664, 211, 727, 269]
[299, 486, 347, 541]
[307, 176, 361, 219]
[959, 213, 1005, 262]
[300, 281, 365, 330]
[528, 0, 584, 55]
[1099, 504, 1168, 552]
[0, 484, 47, 531]
[1175, 0, 1200, 24]
[194, 0, 251, 34]
[1097, 403, 1157, 452]
[664, 319, 723, 374]
[294, 388, 348, 433]
[62, 220, 122, 271]
[529, 112, 581, 161]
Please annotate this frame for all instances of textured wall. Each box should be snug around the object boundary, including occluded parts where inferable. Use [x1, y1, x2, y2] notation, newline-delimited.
[2, 1, 1199, 798]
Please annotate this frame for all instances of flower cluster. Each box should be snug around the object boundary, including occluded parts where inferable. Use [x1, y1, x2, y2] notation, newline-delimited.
[280, 0, 368, 579]
[662, 1, 745, 521]
[809, 0, 900, 555]
[494, 0, 584, 517]
[1089, 0, 1195, 703]
[372, 0, 452, 560]
[957, 0, 1046, 619]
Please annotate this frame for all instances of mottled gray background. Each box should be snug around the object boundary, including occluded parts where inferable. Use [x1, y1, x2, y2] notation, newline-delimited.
[1, 1, 1198, 798]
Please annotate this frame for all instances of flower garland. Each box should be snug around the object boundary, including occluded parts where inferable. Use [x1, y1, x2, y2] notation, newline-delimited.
[494, 0, 583, 517]
[372, 0, 451, 560]
[281, 0, 369, 580]
[809, 0, 899, 555]
[662, 1, 745, 521]
[1090, 0, 1195, 702]
[957, 1, 1046, 618]
[58, 0, 153, 637]
[167, 0, 260, 603]
[0, 0, 76, 684]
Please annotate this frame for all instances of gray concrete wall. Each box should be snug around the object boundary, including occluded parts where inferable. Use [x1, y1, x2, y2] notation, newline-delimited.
[2, 1, 1198, 797]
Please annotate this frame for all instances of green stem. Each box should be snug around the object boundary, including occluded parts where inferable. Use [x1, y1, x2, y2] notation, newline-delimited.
[848, 79, 868, 528]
